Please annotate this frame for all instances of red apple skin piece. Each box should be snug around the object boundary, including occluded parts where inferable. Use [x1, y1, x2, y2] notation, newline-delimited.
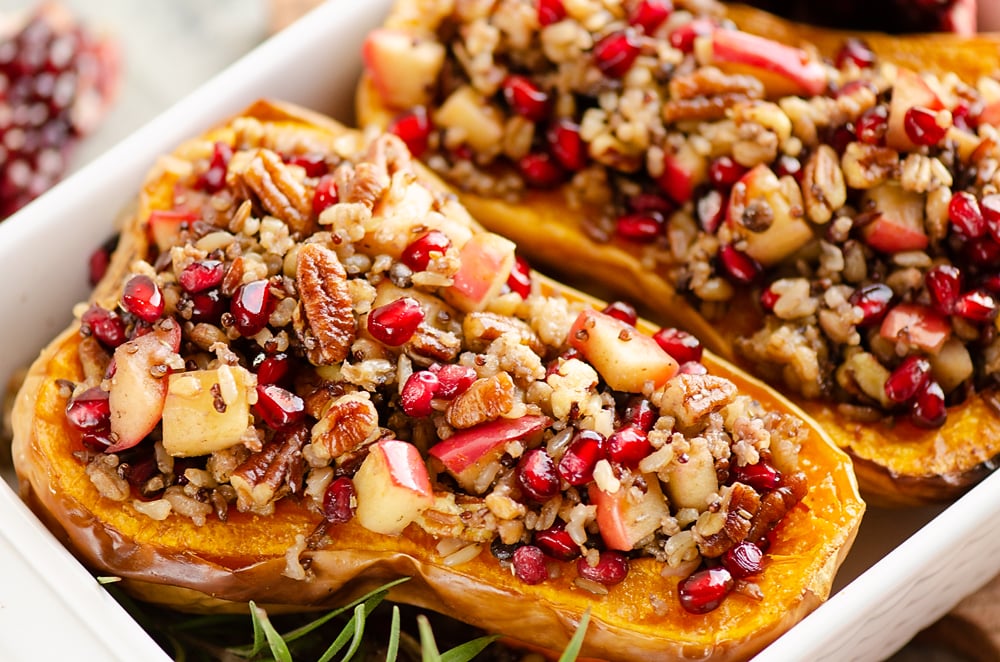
[861, 184, 929, 253]
[709, 29, 827, 97]
[568, 309, 678, 393]
[428, 415, 550, 474]
[148, 209, 198, 253]
[443, 232, 516, 313]
[880, 303, 952, 354]
[589, 478, 670, 551]
[354, 439, 435, 535]
[106, 320, 182, 453]
[362, 28, 445, 110]
[886, 69, 944, 152]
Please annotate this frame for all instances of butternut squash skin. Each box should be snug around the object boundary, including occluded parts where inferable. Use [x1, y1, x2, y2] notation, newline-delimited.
[11, 101, 863, 661]
[356, 3, 1000, 506]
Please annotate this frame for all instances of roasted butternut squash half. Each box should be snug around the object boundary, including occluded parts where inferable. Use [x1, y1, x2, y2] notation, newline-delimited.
[356, 0, 1000, 505]
[11, 100, 862, 660]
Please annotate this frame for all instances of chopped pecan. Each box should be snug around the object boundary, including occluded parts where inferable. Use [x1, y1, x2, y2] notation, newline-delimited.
[746, 471, 807, 543]
[656, 374, 738, 429]
[298, 374, 349, 419]
[802, 144, 847, 224]
[221, 255, 245, 297]
[840, 142, 899, 190]
[295, 243, 356, 366]
[310, 393, 380, 461]
[239, 149, 314, 234]
[407, 324, 462, 364]
[416, 493, 495, 543]
[446, 371, 518, 429]
[663, 67, 764, 124]
[462, 312, 544, 355]
[662, 94, 751, 124]
[230, 424, 308, 514]
[697, 483, 760, 558]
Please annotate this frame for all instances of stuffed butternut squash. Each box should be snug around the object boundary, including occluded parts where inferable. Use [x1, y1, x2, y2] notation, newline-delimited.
[11, 100, 863, 660]
[356, 0, 1000, 505]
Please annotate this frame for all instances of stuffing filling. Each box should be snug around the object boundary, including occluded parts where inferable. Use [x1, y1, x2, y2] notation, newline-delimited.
[367, 0, 1000, 428]
[62, 115, 808, 613]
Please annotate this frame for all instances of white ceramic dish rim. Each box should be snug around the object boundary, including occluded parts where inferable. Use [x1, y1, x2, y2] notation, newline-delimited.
[0, 1, 994, 660]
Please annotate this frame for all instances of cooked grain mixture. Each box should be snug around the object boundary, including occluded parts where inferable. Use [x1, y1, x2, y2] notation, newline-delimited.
[63, 113, 807, 614]
[368, 0, 1000, 428]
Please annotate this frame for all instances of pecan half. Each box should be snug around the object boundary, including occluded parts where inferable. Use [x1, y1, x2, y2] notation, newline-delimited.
[239, 149, 314, 234]
[746, 471, 807, 543]
[656, 374, 738, 429]
[230, 423, 308, 514]
[697, 482, 760, 558]
[462, 312, 544, 355]
[446, 371, 518, 429]
[802, 144, 847, 224]
[310, 392, 380, 462]
[296, 243, 356, 366]
[840, 141, 899, 189]
[663, 67, 764, 123]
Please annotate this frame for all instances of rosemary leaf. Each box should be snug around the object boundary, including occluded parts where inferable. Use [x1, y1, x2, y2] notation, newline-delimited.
[315, 602, 364, 662]
[417, 615, 442, 662]
[558, 610, 590, 662]
[251, 602, 292, 662]
[248, 601, 267, 658]
[386, 606, 401, 662]
[439, 634, 500, 662]
[278, 577, 409, 644]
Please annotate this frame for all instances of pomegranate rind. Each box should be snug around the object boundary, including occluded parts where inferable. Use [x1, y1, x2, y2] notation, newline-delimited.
[356, 3, 1000, 506]
[11, 100, 863, 661]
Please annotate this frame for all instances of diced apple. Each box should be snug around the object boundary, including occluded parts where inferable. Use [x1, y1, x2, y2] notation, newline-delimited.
[886, 68, 944, 152]
[568, 309, 678, 393]
[589, 476, 670, 551]
[433, 85, 504, 154]
[860, 184, 928, 253]
[880, 303, 952, 354]
[840, 351, 892, 409]
[928, 336, 974, 394]
[362, 28, 445, 109]
[707, 29, 827, 97]
[727, 164, 813, 266]
[353, 439, 434, 535]
[662, 439, 718, 510]
[428, 415, 549, 493]
[656, 141, 707, 204]
[442, 231, 516, 313]
[107, 320, 182, 452]
[148, 209, 198, 253]
[161, 366, 254, 457]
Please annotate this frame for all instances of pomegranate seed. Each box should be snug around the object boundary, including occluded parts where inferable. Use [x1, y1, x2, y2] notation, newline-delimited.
[628, 192, 674, 216]
[518, 152, 564, 188]
[121, 274, 164, 323]
[517, 448, 560, 501]
[506, 254, 532, 299]
[775, 154, 803, 180]
[760, 286, 779, 312]
[835, 38, 876, 69]
[696, 189, 726, 234]
[601, 300, 638, 326]
[828, 124, 856, 154]
[653, 327, 702, 364]
[323, 476, 357, 524]
[708, 156, 746, 190]
[679, 567, 734, 614]
[88, 236, 117, 286]
[401, 230, 451, 272]
[387, 106, 433, 158]
[668, 18, 715, 54]
[512, 545, 549, 584]
[732, 460, 781, 492]
[954, 289, 999, 324]
[367, 297, 424, 346]
[312, 174, 339, 216]
[557, 429, 605, 486]
[722, 541, 763, 579]
[401, 370, 439, 417]
[577, 551, 629, 586]
[678, 360, 708, 375]
[623, 396, 657, 432]
[65, 386, 110, 431]
[925, 264, 962, 315]
[253, 352, 291, 385]
[981, 194, 1000, 241]
[195, 141, 233, 193]
[911, 380, 947, 428]
[431, 363, 477, 399]
[849, 283, 894, 326]
[948, 191, 985, 238]
[592, 30, 640, 79]
[855, 106, 889, 145]
[606, 425, 651, 468]
[188, 289, 226, 323]
[547, 119, 588, 171]
[537, 0, 566, 26]
[903, 106, 948, 146]
[615, 212, 663, 243]
[951, 102, 978, 132]
[717, 244, 761, 284]
[81, 304, 126, 348]
[231, 279, 274, 336]
[178, 259, 224, 293]
[535, 523, 580, 561]
[254, 383, 306, 429]
[284, 153, 326, 178]
[964, 236, 1000, 266]
[884, 356, 931, 404]
[502, 75, 549, 122]
[629, 0, 672, 33]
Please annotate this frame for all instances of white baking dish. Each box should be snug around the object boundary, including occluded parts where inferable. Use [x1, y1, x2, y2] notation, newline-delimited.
[0, 1, 992, 659]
